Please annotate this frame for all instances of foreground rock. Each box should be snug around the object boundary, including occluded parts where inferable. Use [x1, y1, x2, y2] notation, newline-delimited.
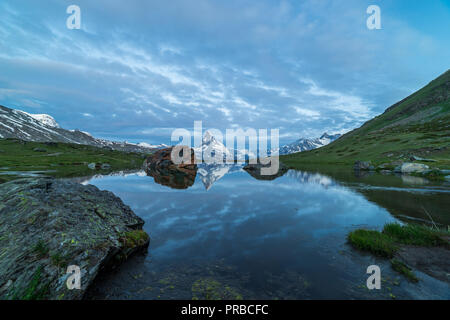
[0, 178, 149, 300]
[144, 147, 198, 189]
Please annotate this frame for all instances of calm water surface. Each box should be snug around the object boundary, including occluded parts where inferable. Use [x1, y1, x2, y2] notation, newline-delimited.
[84, 167, 450, 300]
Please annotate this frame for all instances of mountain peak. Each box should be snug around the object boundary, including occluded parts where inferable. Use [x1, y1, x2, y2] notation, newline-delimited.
[19, 111, 60, 128]
[202, 131, 216, 144]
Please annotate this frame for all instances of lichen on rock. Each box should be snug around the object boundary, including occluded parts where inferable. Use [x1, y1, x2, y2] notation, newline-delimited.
[0, 178, 149, 300]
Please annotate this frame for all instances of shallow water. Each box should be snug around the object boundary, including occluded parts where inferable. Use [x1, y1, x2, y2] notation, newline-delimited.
[83, 167, 450, 300]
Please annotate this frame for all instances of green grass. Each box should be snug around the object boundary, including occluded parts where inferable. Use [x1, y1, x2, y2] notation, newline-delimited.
[348, 223, 448, 257]
[0, 138, 149, 181]
[347, 229, 397, 258]
[348, 223, 449, 282]
[383, 223, 448, 247]
[121, 230, 150, 248]
[390, 259, 418, 283]
[281, 70, 450, 170]
[281, 123, 450, 169]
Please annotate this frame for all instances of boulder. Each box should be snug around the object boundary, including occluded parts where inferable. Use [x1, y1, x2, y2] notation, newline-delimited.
[100, 163, 111, 170]
[409, 155, 437, 162]
[398, 162, 430, 173]
[354, 161, 373, 171]
[144, 147, 197, 189]
[87, 163, 96, 170]
[244, 160, 288, 181]
[0, 178, 149, 300]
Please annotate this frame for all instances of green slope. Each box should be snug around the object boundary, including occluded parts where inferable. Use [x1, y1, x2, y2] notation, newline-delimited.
[282, 70, 450, 169]
[0, 138, 148, 183]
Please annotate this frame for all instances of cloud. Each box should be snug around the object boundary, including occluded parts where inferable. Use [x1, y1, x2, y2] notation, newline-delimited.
[0, 0, 448, 144]
[293, 107, 321, 119]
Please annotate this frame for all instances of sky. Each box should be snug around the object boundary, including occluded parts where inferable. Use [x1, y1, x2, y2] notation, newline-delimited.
[0, 0, 449, 145]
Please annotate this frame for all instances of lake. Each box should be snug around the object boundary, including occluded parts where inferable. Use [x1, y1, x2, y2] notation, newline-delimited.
[83, 165, 450, 300]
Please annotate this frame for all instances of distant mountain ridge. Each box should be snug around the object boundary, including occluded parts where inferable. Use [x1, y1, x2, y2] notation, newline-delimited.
[277, 132, 342, 155]
[0, 105, 157, 153]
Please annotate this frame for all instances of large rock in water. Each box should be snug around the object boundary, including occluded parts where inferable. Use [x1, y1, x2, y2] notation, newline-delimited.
[0, 178, 149, 300]
[243, 160, 288, 181]
[353, 161, 374, 171]
[144, 147, 197, 189]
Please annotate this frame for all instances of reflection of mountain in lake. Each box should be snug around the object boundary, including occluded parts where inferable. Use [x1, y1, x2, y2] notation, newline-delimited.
[285, 170, 335, 187]
[197, 163, 244, 190]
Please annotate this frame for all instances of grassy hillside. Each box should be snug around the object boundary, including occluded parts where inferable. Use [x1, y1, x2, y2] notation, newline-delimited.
[282, 70, 450, 169]
[0, 138, 148, 183]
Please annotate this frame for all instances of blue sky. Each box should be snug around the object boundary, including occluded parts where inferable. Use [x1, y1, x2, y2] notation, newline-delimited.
[0, 0, 449, 145]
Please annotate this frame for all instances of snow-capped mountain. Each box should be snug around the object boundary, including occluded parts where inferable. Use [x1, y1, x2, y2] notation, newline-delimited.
[19, 111, 60, 128]
[194, 131, 234, 162]
[137, 142, 168, 149]
[197, 163, 244, 190]
[0, 105, 157, 153]
[276, 132, 341, 155]
[194, 131, 257, 162]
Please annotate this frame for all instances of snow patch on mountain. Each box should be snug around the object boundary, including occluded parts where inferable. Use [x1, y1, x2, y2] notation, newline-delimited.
[194, 131, 234, 161]
[197, 163, 244, 190]
[0, 105, 163, 153]
[19, 111, 60, 128]
[137, 142, 168, 149]
[276, 132, 341, 155]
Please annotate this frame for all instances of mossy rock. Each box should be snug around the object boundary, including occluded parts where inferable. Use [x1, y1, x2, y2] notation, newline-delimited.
[0, 178, 149, 300]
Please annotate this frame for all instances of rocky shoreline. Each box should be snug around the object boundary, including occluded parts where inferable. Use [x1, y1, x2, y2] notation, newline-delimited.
[0, 178, 149, 300]
[354, 160, 450, 181]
